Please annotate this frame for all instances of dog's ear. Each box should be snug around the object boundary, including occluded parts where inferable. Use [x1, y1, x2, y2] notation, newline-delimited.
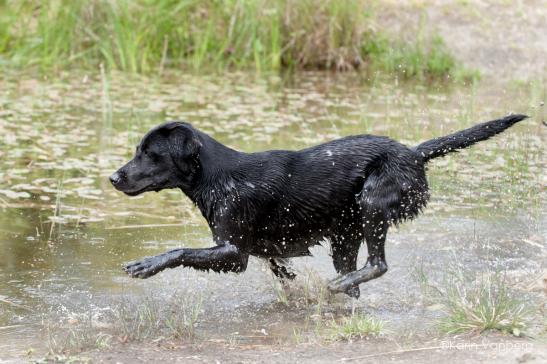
[164, 122, 202, 171]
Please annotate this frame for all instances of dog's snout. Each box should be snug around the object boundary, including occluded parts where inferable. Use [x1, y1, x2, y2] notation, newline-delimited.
[109, 172, 122, 186]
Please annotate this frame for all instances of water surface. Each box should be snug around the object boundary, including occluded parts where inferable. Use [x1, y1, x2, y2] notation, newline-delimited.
[0, 71, 544, 358]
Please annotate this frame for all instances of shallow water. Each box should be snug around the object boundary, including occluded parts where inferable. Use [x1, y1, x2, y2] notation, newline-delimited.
[0, 71, 545, 358]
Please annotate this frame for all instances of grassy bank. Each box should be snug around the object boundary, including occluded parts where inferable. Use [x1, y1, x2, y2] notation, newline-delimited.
[0, 0, 472, 79]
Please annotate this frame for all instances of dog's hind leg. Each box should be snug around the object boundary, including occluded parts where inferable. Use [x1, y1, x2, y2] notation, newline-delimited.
[330, 234, 362, 298]
[328, 213, 388, 295]
[328, 168, 395, 295]
[124, 242, 249, 278]
[268, 258, 296, 281]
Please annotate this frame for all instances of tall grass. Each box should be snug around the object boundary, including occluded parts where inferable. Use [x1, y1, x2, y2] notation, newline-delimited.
[0, 0, 470, 78]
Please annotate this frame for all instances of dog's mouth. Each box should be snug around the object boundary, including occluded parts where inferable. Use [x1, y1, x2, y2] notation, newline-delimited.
[121, 183, 161, 196]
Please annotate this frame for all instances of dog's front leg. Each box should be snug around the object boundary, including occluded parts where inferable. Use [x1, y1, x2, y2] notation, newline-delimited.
[123, 242, 248, 279]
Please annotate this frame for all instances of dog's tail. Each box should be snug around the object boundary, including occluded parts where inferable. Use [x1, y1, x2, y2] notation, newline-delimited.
[414, 114, 528, 163]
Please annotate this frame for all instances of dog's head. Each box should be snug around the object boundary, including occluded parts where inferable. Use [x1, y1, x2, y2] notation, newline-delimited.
[110, 122, 202, 196]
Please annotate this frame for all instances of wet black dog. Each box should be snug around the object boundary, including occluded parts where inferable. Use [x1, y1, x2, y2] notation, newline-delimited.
[110, 114, 527, 298]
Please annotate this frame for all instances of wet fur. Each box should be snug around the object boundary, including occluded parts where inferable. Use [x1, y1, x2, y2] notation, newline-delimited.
[111, 114, 527, 298]
[189, 132, 431, 257]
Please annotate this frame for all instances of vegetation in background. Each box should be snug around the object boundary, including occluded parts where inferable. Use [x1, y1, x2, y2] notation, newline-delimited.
[0, 0, 473, 79]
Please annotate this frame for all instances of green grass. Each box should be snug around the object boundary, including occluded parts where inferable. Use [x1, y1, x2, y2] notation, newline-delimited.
[113, 292, 203, 341]
[0, 0, 473, 79]
[43, 291, 203, 355]
[371, 35, 479, 81]
[411, 260, 535, 337]
[268, 270, 385, 344]
[326, 313, 383, 341]
[269, 269, 334, 312]
[439, 271, 531, 336]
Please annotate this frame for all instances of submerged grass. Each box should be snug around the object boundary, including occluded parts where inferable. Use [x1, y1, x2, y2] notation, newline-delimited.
[0, 0, 473, 79]
[48, 177, 65, 242]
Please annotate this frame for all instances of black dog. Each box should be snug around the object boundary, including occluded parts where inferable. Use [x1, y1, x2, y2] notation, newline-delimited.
[110, 114, 527, 298]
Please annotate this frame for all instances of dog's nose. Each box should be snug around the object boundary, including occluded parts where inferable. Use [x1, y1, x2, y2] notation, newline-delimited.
[109, 172, 122, 186]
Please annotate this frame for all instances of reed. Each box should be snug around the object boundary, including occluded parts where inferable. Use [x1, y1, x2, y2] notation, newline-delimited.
[0, 0, 471, 79]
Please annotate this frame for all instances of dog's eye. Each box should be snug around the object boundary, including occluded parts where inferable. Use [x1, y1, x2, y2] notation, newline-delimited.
[143, 149, 156, 159]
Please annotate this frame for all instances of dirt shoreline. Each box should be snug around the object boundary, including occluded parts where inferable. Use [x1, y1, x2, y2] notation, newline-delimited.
[378, 0, 547, 81]
[86, 335, 547, 364]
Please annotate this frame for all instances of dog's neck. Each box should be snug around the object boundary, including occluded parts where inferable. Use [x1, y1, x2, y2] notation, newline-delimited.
[181, 132, 246, 220]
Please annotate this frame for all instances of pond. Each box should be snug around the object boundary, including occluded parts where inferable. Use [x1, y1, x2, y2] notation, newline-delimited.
[0, 71, 544, 358]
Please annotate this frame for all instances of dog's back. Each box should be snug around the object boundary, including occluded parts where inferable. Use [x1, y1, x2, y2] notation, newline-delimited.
[199, 134, 429, 257]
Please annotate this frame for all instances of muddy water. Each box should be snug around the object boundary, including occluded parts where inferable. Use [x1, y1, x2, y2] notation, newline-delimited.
[0, 71, 544, 358]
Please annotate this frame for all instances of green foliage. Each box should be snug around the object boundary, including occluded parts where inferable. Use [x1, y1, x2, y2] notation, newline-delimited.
[0, 0, 471, 79]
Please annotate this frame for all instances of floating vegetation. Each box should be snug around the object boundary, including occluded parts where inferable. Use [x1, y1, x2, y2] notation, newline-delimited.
[0, 71, 541, 232]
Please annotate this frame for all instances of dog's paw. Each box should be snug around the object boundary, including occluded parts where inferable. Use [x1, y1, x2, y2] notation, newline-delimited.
[277, 266, 297, 281]
[345, 285, 360, 299]
[123, 256, 162, 278]
[327, 279, 361, 299]
[327, 274, 361, 298]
